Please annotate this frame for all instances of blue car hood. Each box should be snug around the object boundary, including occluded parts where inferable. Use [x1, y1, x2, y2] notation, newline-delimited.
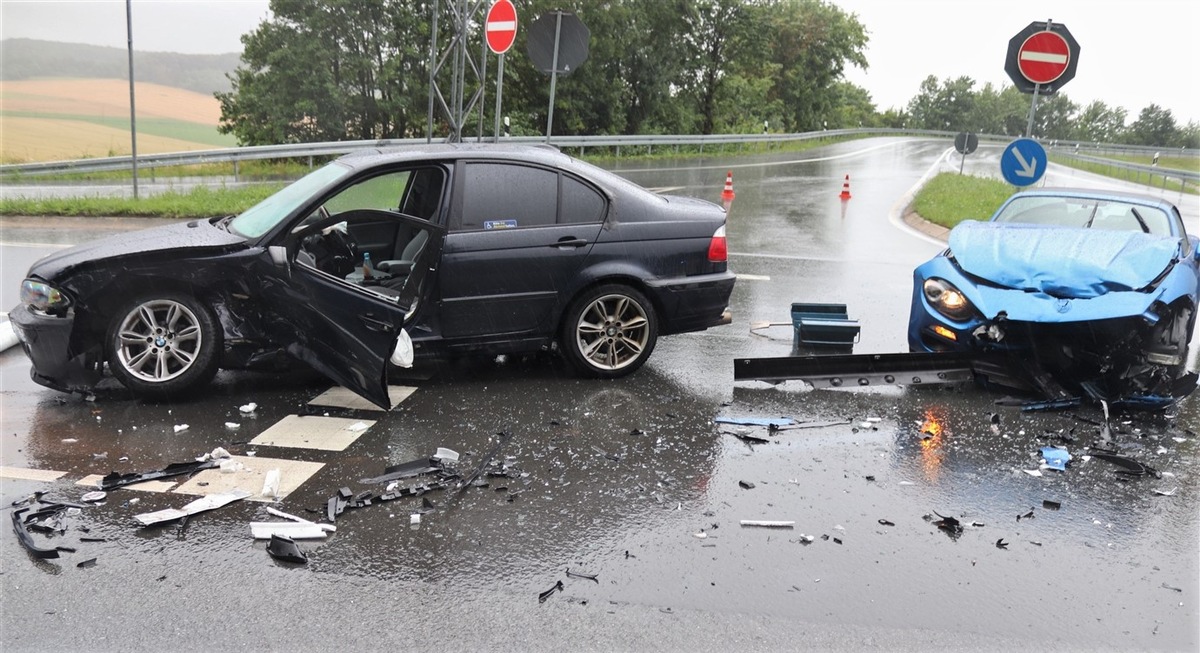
[949, 221, 1180, 299]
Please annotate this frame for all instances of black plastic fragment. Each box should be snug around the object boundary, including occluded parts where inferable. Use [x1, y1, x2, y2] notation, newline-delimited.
[1017, 509, 1034, 521]
[995, 539, 1008, 549]
[99, 460, 218, 490]
[266, 534, 308, 564]
[566, 568, 599, 583]
[1019, 398, 1080, 413]
[728, 431, 769, 445]
[360, 458, 441, 484]
[738, 480, 756, 490]
[11, 503, 74, 560]
[878, 519, 895, 527]
[538, 580, 564, 603]
[932, 512, 963, 539]
[76, 558, 98, 568]
[1042, 500, 1061, 510]
[1089, 452, 1162, 479]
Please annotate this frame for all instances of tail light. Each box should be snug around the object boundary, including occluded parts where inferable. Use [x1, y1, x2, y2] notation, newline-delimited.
[707, 225, 727, 263]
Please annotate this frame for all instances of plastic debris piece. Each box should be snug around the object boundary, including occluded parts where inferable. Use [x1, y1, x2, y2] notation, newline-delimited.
[61, 438, 78, 444]
[266, 534, 307, 564]
[538, 580, 564, 603]
[11, 503, 76, 559]
[727, 431, 769, 445]
[390, 329, 415, 367]
[878, 519, 895, 527]
[995, 539, 1008, 549]
[219, 460, 245, 473]
[740, 520, 795, 528]
[261, 469, 281, 499]
[738, 480, 756, 490]
[173, 424, 189, 433]
[1090, 452, 1161, 478]
[1039, 446, 1071, 472]
[239, 403, 257, 414]
[347, 421, 370, 432]
[225, 422, 240, 430]
[100, 459, 219, 490]
[692, 530, 708, 539]
[410, 513, 421, 526]
[1017, 509, 1035, 521]
[566, 568, 599, 583]
[81, 491, 107, 503]
[76, 558, 98, 569]
[360, 457, 440, 484]
[932, 512, 963, 539]
[250, 522, 328, 540]
[432, 447, 460, 462]
[134, 489, 251, 526]
[1153, 488, 1178, 496]
[1042, 500, 1061, 510]
[714, 416, 795, 428]
[1023, 469, 1043, 477]
[1161, 583, 1183, 592]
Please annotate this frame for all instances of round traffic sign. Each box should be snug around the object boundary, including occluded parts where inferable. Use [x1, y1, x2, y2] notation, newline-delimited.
[486, 0, 517, 55]
[1017, 30, 1070, 85]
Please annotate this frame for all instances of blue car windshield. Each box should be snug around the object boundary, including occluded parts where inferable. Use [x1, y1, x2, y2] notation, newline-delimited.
[994, 196, 1174, 236]
[228, 163, 352, 239]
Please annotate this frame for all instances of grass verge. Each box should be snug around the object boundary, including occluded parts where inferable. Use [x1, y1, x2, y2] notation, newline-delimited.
[911, 173, 1014, 229]
[0, 183, 283, 219]
[1049, 154, 1198, 195]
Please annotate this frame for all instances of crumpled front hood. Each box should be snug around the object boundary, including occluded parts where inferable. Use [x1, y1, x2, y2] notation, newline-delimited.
[28, 218, 247, 281]
[949, 221, 1180, 299]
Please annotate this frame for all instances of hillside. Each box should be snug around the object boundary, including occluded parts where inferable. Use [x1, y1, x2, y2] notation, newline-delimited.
[1, 39, 240, 96]
[1, 79, 236, 163]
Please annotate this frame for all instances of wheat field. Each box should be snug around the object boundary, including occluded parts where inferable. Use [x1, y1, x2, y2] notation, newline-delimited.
[1, 78, 234, 163]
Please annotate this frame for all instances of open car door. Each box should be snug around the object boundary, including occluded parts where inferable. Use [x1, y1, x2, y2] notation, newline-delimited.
[258, 211, 443, 408]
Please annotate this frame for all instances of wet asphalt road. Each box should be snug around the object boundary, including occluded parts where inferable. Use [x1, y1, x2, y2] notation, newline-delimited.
[1, 138, 1197, 651]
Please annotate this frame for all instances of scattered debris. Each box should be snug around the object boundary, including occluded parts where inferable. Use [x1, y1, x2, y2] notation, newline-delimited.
[80, 491, 107, 503]
[538, 580, 564, 603]
[1153, 487, 1177, 496]
[261, 469, 281, 500]
[173, 424, 189, 433]
[225, 422, 241, 430]
[266, 534, 307, 564]
[1042, 500, 1061, 510]
[239, 403, 258, 414]
[738, 480, 756, 490]
[11, 499, 84, 559]
[1017, 509, 1035, 522]
[713, 416, 795, 428]
[692, 530, 708, 539]
[1161, 583, 1183, 593]
[930, 512, 964, 539]
[134, 489, 251, 527]
[878, 519, 895, 527]
[1039, 446, 1071, 472]
[995, 538, 1008, 549]
[740, 520, 795, 529]
[432, 447, 460, 462]
[725, 431, 770, 445]
[76, 558, 98, 568]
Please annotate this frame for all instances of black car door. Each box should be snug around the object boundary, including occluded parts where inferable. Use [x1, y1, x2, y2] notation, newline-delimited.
[438, 161, 607, 338]
[257, 211, 443, 408]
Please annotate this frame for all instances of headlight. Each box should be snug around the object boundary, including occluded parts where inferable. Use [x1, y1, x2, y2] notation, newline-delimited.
[20, 279, 71, 314]
[923, 278, 973, 321]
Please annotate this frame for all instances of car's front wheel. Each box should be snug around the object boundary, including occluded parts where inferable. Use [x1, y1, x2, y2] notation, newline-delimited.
[560, 284, 658, 378]
[105, 292, 221, 400]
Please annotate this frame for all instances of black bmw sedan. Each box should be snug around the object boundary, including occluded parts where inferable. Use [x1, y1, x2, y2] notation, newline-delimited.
[11, 145, 734, 408]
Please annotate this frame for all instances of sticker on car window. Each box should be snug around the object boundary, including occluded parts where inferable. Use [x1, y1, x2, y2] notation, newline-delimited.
[484, 220, 518, 230]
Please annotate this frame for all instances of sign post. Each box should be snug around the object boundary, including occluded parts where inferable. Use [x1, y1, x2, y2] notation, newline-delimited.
[1005, 20, 1080, 138]
[485, 0, 517, 141]
[527, 11, 589, 142]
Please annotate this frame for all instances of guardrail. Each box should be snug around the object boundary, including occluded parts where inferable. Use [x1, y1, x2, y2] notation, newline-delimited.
[0, 128, 1194, 179]
[1050, 151, 1199, 192]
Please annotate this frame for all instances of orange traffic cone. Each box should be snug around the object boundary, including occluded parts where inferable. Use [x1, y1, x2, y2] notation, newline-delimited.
[838, 174, 852, 200]
[721, 171, 735, 202]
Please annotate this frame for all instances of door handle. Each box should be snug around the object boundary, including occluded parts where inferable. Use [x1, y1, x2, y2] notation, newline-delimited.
[552, 237, 588, 248]
[359, 314, 394, 332]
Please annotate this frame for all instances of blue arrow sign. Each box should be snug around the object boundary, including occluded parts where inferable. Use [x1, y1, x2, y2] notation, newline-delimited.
[1000, 138, 1047, 186]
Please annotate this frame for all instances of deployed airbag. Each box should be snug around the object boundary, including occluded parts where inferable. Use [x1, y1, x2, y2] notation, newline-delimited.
[949, 221, 1179, 299]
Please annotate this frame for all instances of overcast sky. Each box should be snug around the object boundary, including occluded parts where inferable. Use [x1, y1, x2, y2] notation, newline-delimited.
[1, 0, 1196, 124]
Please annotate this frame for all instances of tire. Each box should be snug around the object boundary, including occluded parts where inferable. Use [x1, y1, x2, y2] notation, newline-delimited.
[105, 292, 221, 400]
[560, 284, 658, 378]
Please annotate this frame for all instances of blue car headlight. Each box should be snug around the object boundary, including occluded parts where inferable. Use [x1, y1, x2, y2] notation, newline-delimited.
[923, 278, 974, 321]
[20, 279, 71, 314]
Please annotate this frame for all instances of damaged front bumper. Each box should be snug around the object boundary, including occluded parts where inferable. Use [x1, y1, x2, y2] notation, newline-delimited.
[8, 303, 103, 393]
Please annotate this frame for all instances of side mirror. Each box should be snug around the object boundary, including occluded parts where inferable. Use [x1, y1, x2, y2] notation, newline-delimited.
[268, 245, 291, 277]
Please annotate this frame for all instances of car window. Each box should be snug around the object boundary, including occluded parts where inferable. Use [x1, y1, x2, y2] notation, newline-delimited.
[460, 163, 557, 231]
[560, 174, 606, 224]
[326, 171, 411, 214]
[229, 162, 350, 239]
[994, 196, 1174, 235]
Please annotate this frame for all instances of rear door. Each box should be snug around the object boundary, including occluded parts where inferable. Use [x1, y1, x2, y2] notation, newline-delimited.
[437, 161, 607, 338]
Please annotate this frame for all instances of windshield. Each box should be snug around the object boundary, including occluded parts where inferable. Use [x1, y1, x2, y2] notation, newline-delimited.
[994, 196, 1175, 236]
[228, 162, 352, 239]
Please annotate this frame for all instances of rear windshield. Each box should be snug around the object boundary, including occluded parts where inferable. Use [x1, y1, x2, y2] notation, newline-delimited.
[994, 196, 1175, 236]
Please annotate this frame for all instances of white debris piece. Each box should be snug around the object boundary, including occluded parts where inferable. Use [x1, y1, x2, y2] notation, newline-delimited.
[261, 468, 281, 499]
[173, 424, 189, 433]
[1153, 488, 1178, 496]
[1024, 469, 1043, 477]
[196, 447, 233, 463]
[692, 531, 708, 539]
[225, 422, 241, 430]
[347, 421, 370, 432]
[266, 506, 335, 532]
[249, 522, 328, 540]
[240, 402, 258, 414]
[81, 491, 107, 503]
[134, 489, 251, 526]
[220, 460, 245, 473]
[433, 447, 460, 462]
[62, 438, 78, 444]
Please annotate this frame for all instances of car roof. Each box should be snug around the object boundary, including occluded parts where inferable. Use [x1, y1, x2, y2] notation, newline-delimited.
[336, 143, 574, 170]
[1010, 186, 1180, 212]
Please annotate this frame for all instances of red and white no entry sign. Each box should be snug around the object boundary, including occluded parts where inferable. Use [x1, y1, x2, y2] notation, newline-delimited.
[486, 0, 517, 55]
[1017, 30, 1070, 85]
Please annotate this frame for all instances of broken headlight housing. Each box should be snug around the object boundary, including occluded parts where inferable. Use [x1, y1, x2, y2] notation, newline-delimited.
[20, 279, 71, 315]
[923, 277, 973, 321]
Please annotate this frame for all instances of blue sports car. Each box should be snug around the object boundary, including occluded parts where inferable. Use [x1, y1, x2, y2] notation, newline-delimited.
[909, 187, 1199, 405]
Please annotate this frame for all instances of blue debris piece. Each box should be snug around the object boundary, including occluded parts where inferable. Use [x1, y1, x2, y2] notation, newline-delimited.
[714, 416, 796, 428]
[1040, 446, 1072, 472]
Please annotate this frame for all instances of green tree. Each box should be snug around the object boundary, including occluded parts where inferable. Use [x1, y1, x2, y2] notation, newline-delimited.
[1032, 92, 1078, 140]
[1071, 100, 1127, 144]
[906, 75, 976, 132]
[217, 0, 429, 145]
[827, 81, 877, 128]
[1126, 104, 1179, 146]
